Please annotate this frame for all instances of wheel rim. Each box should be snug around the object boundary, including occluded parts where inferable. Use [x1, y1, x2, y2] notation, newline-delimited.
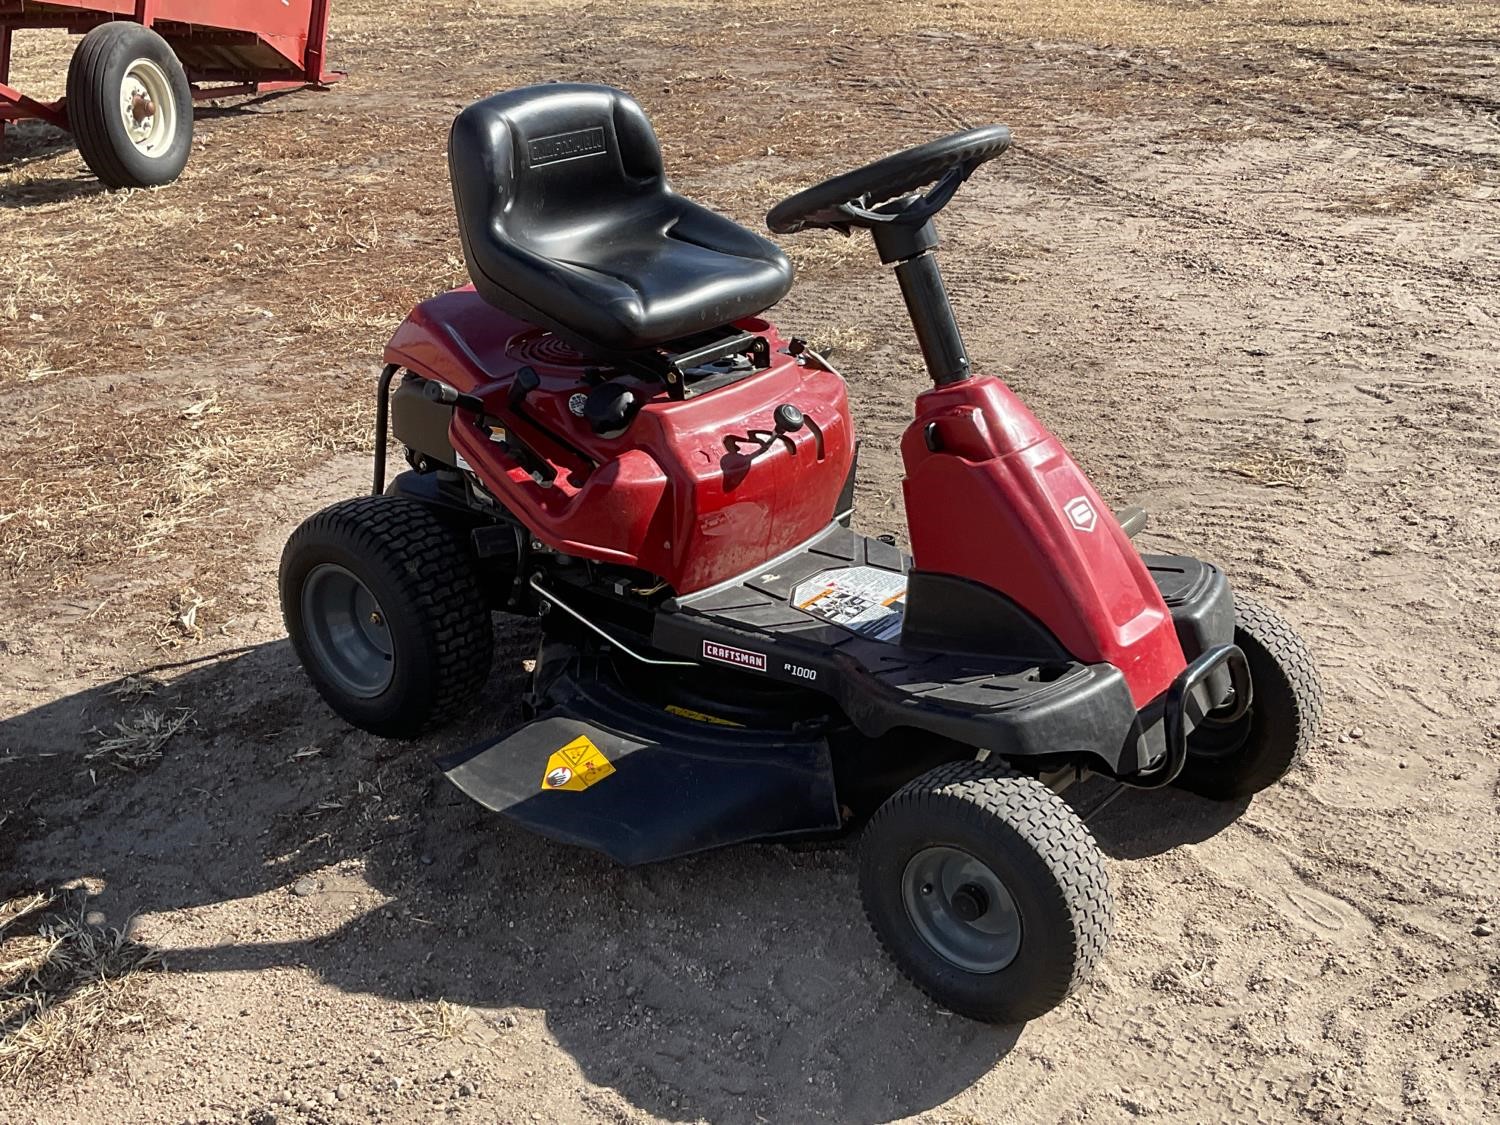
[901, 846, 1022, 973]
[118, 58, 177, 157]
[1188, 702, 1255, 760]
[300, 564, 394, 699]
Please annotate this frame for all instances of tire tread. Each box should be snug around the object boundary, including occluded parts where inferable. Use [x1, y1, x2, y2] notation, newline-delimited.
[281, 496, 492, 737]
[860, 760, 1112, 1021]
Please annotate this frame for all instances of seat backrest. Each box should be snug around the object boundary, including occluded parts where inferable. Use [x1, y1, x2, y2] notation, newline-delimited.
[450, 82, 666, 266]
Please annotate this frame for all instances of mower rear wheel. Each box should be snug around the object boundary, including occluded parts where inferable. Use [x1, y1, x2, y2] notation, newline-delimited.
[1175, 592, 1321, 800]
[280, 496, 492, 738]
[859, 761, 1112, 1023]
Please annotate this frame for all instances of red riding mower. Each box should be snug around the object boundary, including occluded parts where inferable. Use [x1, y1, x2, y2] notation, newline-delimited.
[280, 84, 1320, 1022]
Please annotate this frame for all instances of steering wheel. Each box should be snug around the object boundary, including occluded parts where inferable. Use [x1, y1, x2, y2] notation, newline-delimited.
[766, 125, 1011, 235]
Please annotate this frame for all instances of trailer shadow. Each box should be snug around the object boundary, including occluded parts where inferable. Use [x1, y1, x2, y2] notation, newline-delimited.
[0, 122, 104, 207]
[0, 120, 74, 172]
[1, 638, 1243, 1122]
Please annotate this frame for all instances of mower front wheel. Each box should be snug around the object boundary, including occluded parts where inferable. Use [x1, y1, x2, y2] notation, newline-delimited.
[280, 496, 493, 739]
[859, 761, 1113, 1023]
[1175, 592, 1321, 800]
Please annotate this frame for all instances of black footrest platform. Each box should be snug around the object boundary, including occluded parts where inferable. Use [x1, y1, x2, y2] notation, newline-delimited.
[652, 525, 1141, 766]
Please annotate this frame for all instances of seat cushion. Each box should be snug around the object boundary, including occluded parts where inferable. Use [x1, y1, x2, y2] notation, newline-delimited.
[449, 84, 793, 355]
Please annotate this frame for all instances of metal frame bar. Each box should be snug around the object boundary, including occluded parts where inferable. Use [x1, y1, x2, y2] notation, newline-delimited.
[0, 0, 343, 138]
[529, 576, 699, 669]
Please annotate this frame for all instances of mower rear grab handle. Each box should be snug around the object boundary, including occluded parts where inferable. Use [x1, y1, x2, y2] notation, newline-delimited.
[1140, 643, 1252, 788]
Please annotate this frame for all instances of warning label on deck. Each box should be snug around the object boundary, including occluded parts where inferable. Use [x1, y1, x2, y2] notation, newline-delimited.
[791, 566, 907, 642]
[540, 735, 616, 792]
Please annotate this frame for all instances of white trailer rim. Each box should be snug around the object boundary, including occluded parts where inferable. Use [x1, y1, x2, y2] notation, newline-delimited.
[119, 57, 176, 156]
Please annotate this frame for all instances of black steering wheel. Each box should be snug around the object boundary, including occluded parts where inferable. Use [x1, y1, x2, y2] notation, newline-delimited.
[766, 125, 1011, 235]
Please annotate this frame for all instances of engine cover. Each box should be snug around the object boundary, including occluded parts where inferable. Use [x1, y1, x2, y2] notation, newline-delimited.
[384, 286, 856, 593]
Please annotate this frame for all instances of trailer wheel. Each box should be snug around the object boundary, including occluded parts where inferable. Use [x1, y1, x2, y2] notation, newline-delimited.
[66, 22, 193, 188]
[1175, 593, 1322, 800]
[859, 761, 1113, 1023]
[280, 496, 494, 739]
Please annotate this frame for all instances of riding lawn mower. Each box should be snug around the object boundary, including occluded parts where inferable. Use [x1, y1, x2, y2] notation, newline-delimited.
[279, 84, 1321, 1023]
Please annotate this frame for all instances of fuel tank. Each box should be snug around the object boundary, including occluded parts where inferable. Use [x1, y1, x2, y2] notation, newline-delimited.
[384, 287, 855, 593]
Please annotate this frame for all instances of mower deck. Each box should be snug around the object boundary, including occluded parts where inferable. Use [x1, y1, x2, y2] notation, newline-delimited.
[441, 526, 1236, 865]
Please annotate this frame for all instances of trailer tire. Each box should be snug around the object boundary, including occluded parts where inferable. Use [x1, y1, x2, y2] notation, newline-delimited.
[67, 22, 193, 188]
[280, 496, 494, 739]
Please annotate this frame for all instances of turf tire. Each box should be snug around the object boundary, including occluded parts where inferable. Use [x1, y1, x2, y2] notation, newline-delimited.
[280, 496, 492, 738]
[1175, 592, 1322, 800]
[859, 761, 1113, 1023]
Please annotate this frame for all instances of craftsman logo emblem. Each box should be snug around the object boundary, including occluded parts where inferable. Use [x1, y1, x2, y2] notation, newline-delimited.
[1064, 496, 1097, 533]
[528, 127, 607, 166]
[567, 392, 588, 416]
[540, 734, 616, 792]
[702, 640, 767, 672]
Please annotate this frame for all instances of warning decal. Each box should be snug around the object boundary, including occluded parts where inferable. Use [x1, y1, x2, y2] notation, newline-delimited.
[791, 566, 908, 642]
[540, 734, 616, 792]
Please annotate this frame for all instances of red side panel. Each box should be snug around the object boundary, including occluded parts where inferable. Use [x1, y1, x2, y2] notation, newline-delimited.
[385, 287, 855, 595]
[901, 375, 1185, 706]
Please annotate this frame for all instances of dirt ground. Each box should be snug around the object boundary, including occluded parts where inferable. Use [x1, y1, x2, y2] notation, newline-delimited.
[3, 0, 1499, 1121]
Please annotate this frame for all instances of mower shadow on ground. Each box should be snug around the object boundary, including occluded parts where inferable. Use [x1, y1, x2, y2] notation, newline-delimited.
[1, 639, 1019, 1123]
[2, 638, 1252, 1122]
[1076, 778, 1253, 861]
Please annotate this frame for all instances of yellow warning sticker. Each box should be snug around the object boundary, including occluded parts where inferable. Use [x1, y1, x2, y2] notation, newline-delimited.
[540, 734, 616, 792]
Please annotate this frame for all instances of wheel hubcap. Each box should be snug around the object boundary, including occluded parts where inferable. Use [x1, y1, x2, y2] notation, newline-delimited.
[119, 58, 176, 156]
[300, 564, 394, 698]
[901, 846, 1022, 973]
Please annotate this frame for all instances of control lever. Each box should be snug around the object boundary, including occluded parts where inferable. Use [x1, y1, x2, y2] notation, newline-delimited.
[508, 366, 541, 410]
[423, 380, 487, 416]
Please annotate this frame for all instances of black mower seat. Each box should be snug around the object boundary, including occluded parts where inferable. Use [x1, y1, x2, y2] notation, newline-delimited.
[449, 84, 794, 356]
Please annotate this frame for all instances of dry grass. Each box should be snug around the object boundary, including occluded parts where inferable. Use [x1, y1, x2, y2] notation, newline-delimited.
[1337, 168, 1486, 215]
[0, 891, 163, 1086]
[0, 388, 370, 585]
[1216, 451, 1320, 490]
[87, 708, 195, 769]
[400, 999, 474, 1042]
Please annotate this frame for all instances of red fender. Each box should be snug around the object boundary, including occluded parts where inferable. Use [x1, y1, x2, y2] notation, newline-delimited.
[901, 375, 1185, 707]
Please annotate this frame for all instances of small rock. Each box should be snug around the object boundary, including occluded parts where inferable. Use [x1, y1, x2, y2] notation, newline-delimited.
[291, 876, 320, 897]
[1476, 923, 1493, 937]
[420, 854, 434, 866]
[1398, 761, 1408, 769]
[391, 1077, 406, 1093]
[84, 909, 107, 927]
[443, 1068, 457, 1081]
[457, 1083, 476, 1098]
[1348, 726, 1364, 740]
[248, 1112, 277, 1125]
[335, 1085, 351, 1101]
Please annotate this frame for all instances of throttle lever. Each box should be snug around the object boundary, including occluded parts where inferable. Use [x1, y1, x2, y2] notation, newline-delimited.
[423, 379, 487, 416]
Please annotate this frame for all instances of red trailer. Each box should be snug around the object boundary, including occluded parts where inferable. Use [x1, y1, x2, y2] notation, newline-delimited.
[0, 1, 341, 187]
